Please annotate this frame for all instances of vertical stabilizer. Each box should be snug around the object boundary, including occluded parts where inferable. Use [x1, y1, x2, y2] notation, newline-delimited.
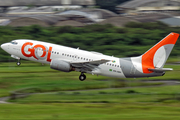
[141, 33, 179, 73]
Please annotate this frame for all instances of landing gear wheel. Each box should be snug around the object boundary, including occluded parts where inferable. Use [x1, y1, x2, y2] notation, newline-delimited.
[17, 58, 21, 66]
[79, 73, 86, 81]
[16, 62, 21, 66]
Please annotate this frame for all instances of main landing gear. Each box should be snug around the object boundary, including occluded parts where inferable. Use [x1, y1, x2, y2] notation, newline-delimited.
[79, 73, 86, 81]
[16, 58, 21, 66]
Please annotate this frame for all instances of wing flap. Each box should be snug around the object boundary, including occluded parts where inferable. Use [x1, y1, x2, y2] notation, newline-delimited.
[71, 59, 109, 65]
[71, 59, 110, 71]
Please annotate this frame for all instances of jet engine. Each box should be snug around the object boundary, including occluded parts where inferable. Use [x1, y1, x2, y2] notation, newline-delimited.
[50, 59, 73, 72]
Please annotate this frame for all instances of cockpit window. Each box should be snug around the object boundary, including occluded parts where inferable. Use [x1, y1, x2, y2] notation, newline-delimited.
[11, 41, 18, 45]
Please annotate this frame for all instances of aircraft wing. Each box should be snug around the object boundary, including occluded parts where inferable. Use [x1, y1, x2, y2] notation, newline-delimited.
[71, 59, 110, 71]
[148, 68, 173, 73]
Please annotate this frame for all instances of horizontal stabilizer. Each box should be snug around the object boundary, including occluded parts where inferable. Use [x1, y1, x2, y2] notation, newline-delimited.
[148, 68, 173, 72]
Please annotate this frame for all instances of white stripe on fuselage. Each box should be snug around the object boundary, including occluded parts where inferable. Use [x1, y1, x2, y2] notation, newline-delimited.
[10, 39, 126, 78]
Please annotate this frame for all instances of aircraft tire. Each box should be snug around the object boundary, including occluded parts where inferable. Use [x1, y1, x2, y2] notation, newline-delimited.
[79, 74, 86, 81]
[17, 62, 21, 66]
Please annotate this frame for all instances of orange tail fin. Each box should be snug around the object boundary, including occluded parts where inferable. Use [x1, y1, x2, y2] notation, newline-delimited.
[142, 32, 179, 73]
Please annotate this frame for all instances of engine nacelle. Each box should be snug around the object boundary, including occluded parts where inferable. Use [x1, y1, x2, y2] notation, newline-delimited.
[50, 59, 73, 72]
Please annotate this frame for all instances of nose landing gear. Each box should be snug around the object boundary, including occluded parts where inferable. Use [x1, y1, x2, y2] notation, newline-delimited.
[79, 73, 86, 81]
[16, 58, 21, 66]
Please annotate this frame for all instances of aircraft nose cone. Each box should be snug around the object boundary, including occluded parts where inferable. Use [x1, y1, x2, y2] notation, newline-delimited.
[1, 43, 7, 50]
[1, 44, 5, 49]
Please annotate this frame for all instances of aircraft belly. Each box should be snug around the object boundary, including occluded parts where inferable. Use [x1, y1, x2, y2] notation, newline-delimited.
[101, 71, 125, 78]
[28, 57, 50, 64]
[100, 66, 125, 78]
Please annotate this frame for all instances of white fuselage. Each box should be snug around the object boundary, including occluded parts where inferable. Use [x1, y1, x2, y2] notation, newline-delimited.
[2, 39, 126, 78]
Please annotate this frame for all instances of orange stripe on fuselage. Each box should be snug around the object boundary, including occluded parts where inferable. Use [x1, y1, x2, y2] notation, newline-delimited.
[142, 33, 179, 73]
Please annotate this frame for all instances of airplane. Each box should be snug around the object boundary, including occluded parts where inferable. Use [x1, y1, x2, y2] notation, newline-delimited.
[1, 32, 179, 81]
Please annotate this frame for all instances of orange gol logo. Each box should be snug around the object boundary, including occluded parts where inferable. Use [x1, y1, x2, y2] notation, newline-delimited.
[21, 42, 52, 62]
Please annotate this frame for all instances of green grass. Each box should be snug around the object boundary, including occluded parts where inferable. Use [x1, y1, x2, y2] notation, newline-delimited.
[0, 62, 180, 120]
[166, 57, 180, 63]
[0, 103, 180, 120]
[1, 62, 178, 97]
[6, 85, 180, 120]
[10, 85, 180, 104]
